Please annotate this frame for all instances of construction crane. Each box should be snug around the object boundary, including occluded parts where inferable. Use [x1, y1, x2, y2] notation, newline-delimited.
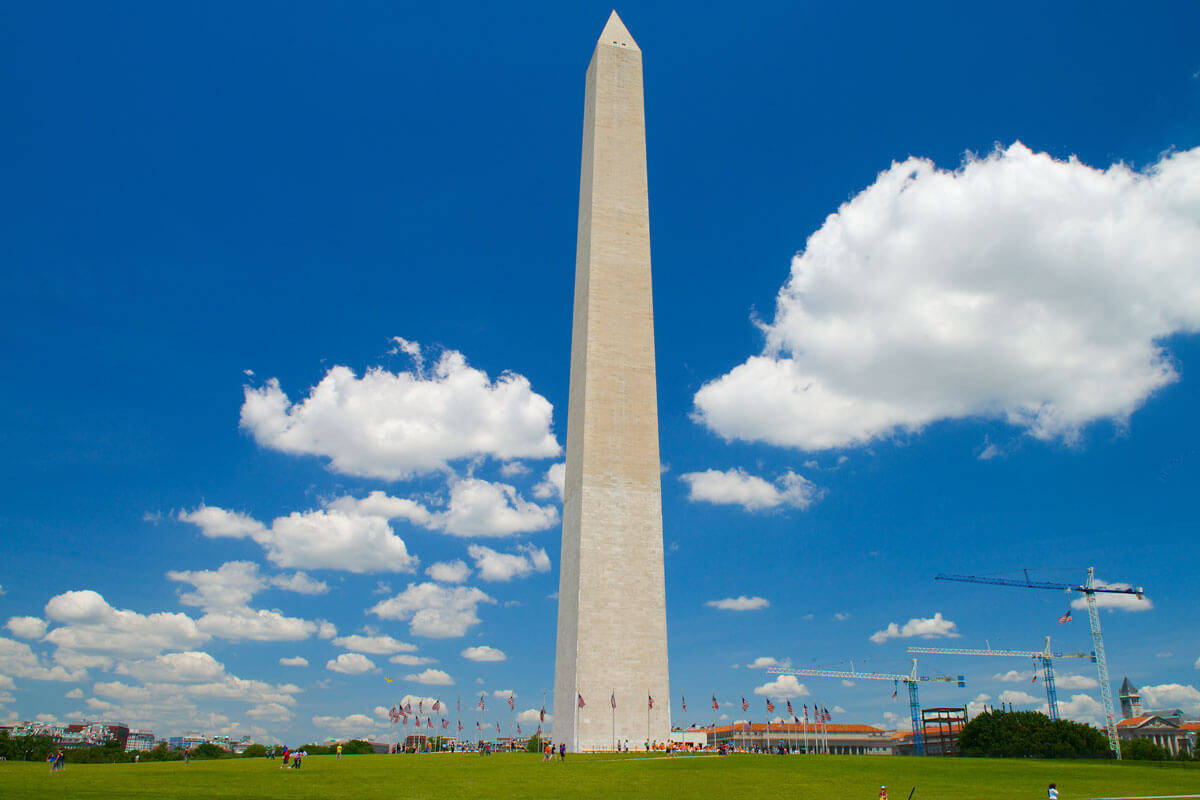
[767, 658, 964, 756]
[907, 636, 1093, 720]
[935, 566, 1144, 759]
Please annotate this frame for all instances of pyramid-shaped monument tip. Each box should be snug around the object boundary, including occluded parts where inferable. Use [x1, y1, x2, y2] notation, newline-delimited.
[598, 10, 639, 50]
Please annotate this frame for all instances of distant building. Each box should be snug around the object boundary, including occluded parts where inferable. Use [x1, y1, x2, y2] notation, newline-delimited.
[65, 722, 129, 749]
[1117, 715, 1190, 756]
[168, 732, 207, 750]
[125, 731, 155, 752]
[710, 722, 891, 754]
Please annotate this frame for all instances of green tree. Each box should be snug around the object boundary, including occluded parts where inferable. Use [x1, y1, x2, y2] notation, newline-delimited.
[526, 733, 546, 752]
[342, 739, 376, 755]
[957, 710, 1110, 759]
[193, 742, 229, 759]
[241, 744, 268, 758]
[1121, 737, 1172, 760]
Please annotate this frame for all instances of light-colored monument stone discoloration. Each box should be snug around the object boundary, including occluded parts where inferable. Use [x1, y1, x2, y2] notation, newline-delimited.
[553, 11, 670, 752]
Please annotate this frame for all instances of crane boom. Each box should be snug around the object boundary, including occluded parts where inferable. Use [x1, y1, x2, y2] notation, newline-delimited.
[935, 573, 1143, 598]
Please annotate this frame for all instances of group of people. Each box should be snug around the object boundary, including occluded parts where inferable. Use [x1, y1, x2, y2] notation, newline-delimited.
[47, 749, 65, 771]
[541, 742, 567, 762]
[278, 746, 307, 769]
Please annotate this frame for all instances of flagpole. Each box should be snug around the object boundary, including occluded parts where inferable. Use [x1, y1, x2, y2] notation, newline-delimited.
[646, 689, 650, 751]
[611, 689, 616, 753]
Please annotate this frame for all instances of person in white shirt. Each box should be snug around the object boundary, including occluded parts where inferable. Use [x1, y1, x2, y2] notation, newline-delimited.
[1048, 783, 1059, 800]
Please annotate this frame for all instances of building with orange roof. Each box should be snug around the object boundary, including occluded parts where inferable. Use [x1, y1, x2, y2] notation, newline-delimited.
[708, 722, 892, 754]
[1116, 714, 1191, 756]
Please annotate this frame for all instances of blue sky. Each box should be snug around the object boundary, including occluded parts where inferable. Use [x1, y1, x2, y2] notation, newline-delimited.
[2, 1, 1199, 743]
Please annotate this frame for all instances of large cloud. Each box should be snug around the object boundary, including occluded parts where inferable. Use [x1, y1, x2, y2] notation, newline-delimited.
[180, 507, 417, 574]
[694, 144, 1200, 451]
[1138, 683, 1200, 715]
[754, 675, 809, 698]
[330, 635, 416, 655]
[369, 583, 495, 638]
[1069, 580, 1153, 613]
[240, 343, 561, 480]
[166, 561, 326, 641]
[467, 544, 551, 582]
[43, 590, 209, 657]
[680, 468, 822, 511]
[0, 637, 82, 682]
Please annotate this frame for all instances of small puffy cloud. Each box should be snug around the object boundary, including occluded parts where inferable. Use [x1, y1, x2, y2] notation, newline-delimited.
[461, 646, 506, 663]
[517, 708, 550, 725]
[369, 583, 495, 639]
[753, 675, 809, 698]
[116, 651, 227, 683]
[746, 657, 781, 669]
[1058, 693, 1104, 725]
[694, 144, 1200, 451]
[326, 491, 434, 527]
[279, 656, 308, 667]
[270, 572, 328, 595]
[532, 463, 566, 500]
[436, 479, 558, 537]
[841, 680, 855, 687]
[326, 653, 377, 675]
[246, 702, 292, 722]
[468, 544, 551, 582]
[869, 612, 958, 644]
[1070, 581, 1152, 613]
[998, 690, 1039, 705]
[680, 468, 823, 512]
[993, 670, 1034, 683]
[313, 713, 383, 737]
[6, 616, 48, 639]
[43, 590, 208, 657]
[1138, 683, 1200, 715]
[492, 690, 514, 699]
[1194, 656, 1200, 669]
[833, 613, 851, 621]
[239, 345, 561, 480]
[197, 609, 318, 642]
[706, 596, 769, 611]
[331, 635, 416, 655]
[389, 654, 436, 666]
[426, 560, 471, 584]
[65, 688, 84, 699]
[317, 621, 337, 639]
[176, 506, 265, 539]
[1055, 673, 1099, 690]
[405, 668, 453, 686]
[500, 462, 530, 477]
[180, 507, 417, 574]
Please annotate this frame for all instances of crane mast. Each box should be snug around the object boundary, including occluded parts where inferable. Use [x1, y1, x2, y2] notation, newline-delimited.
[935, 566, 1141, 759]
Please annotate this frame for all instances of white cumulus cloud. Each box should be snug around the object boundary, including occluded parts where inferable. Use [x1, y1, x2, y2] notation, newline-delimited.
[369, 583, 495, 638]
[1138, 683, 1200, 715]
[747, 657, 781, 669]
[468, 544, 551, 582]
[461, 646, 506, 662]
[436, 479, 558, 537]
[6, 617, 48, 639]
[706, 596, 769, 611]
[998, 690, 1039, 705]
[870, 612, 959, 644]
[43, 590, 209, 658]
[405, 668, 453, 686]
[326, 653, 377, 675]
[426, 560, 471, 584]
[532, 463, 565, 500]
[753, 675, 809, 698]
[279, 656, 308, 667]
[694, 144, 1200, 451]
[331, 635, 416, 655]
[680, 468, 823, 511]
[240, 344, 561, 480]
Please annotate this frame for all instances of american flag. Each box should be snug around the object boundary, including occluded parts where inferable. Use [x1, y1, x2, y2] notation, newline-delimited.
[418, 700, 423, 714]
[507, 695, 515, 711]
[540, 705, 546, 722]
[741, 696, 749, 712]
[578, 693, 586, 708]
[389, 705, 400, 723]
[1058, 609, 1072, 624]
[427, 717, 433, 728]
[681, 695, 687, 712]
[433, 699, 441, 712]
[766, 699, 775, 713]
[1031, 674, 1039, 683]
[458, 721, 464, 731]
[610, 691, 616, 709]
[517, 724, 522, 735]
[786, 700, 794, 715]
[478, 696, 486, 711]
[404, 703, 412, 714]
[442, 718, 449, 729]
[711, 694, 719, 711]
[496, 722, 501, 734]
[803, 704, 809, 721]
[648, 694, 654, 710]
[475, 721, 480, 730]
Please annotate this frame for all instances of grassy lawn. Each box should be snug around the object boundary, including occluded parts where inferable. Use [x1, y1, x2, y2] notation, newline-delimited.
[0, 752, 1197, 800]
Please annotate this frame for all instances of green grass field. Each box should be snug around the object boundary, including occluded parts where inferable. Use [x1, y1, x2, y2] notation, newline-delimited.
[1, 753, 1197, 800]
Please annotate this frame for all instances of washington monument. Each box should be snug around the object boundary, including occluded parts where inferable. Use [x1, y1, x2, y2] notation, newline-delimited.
[552, 12, 670, 751]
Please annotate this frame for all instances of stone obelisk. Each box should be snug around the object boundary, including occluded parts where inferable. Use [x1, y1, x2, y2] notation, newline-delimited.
[553, 11, 670, 752]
